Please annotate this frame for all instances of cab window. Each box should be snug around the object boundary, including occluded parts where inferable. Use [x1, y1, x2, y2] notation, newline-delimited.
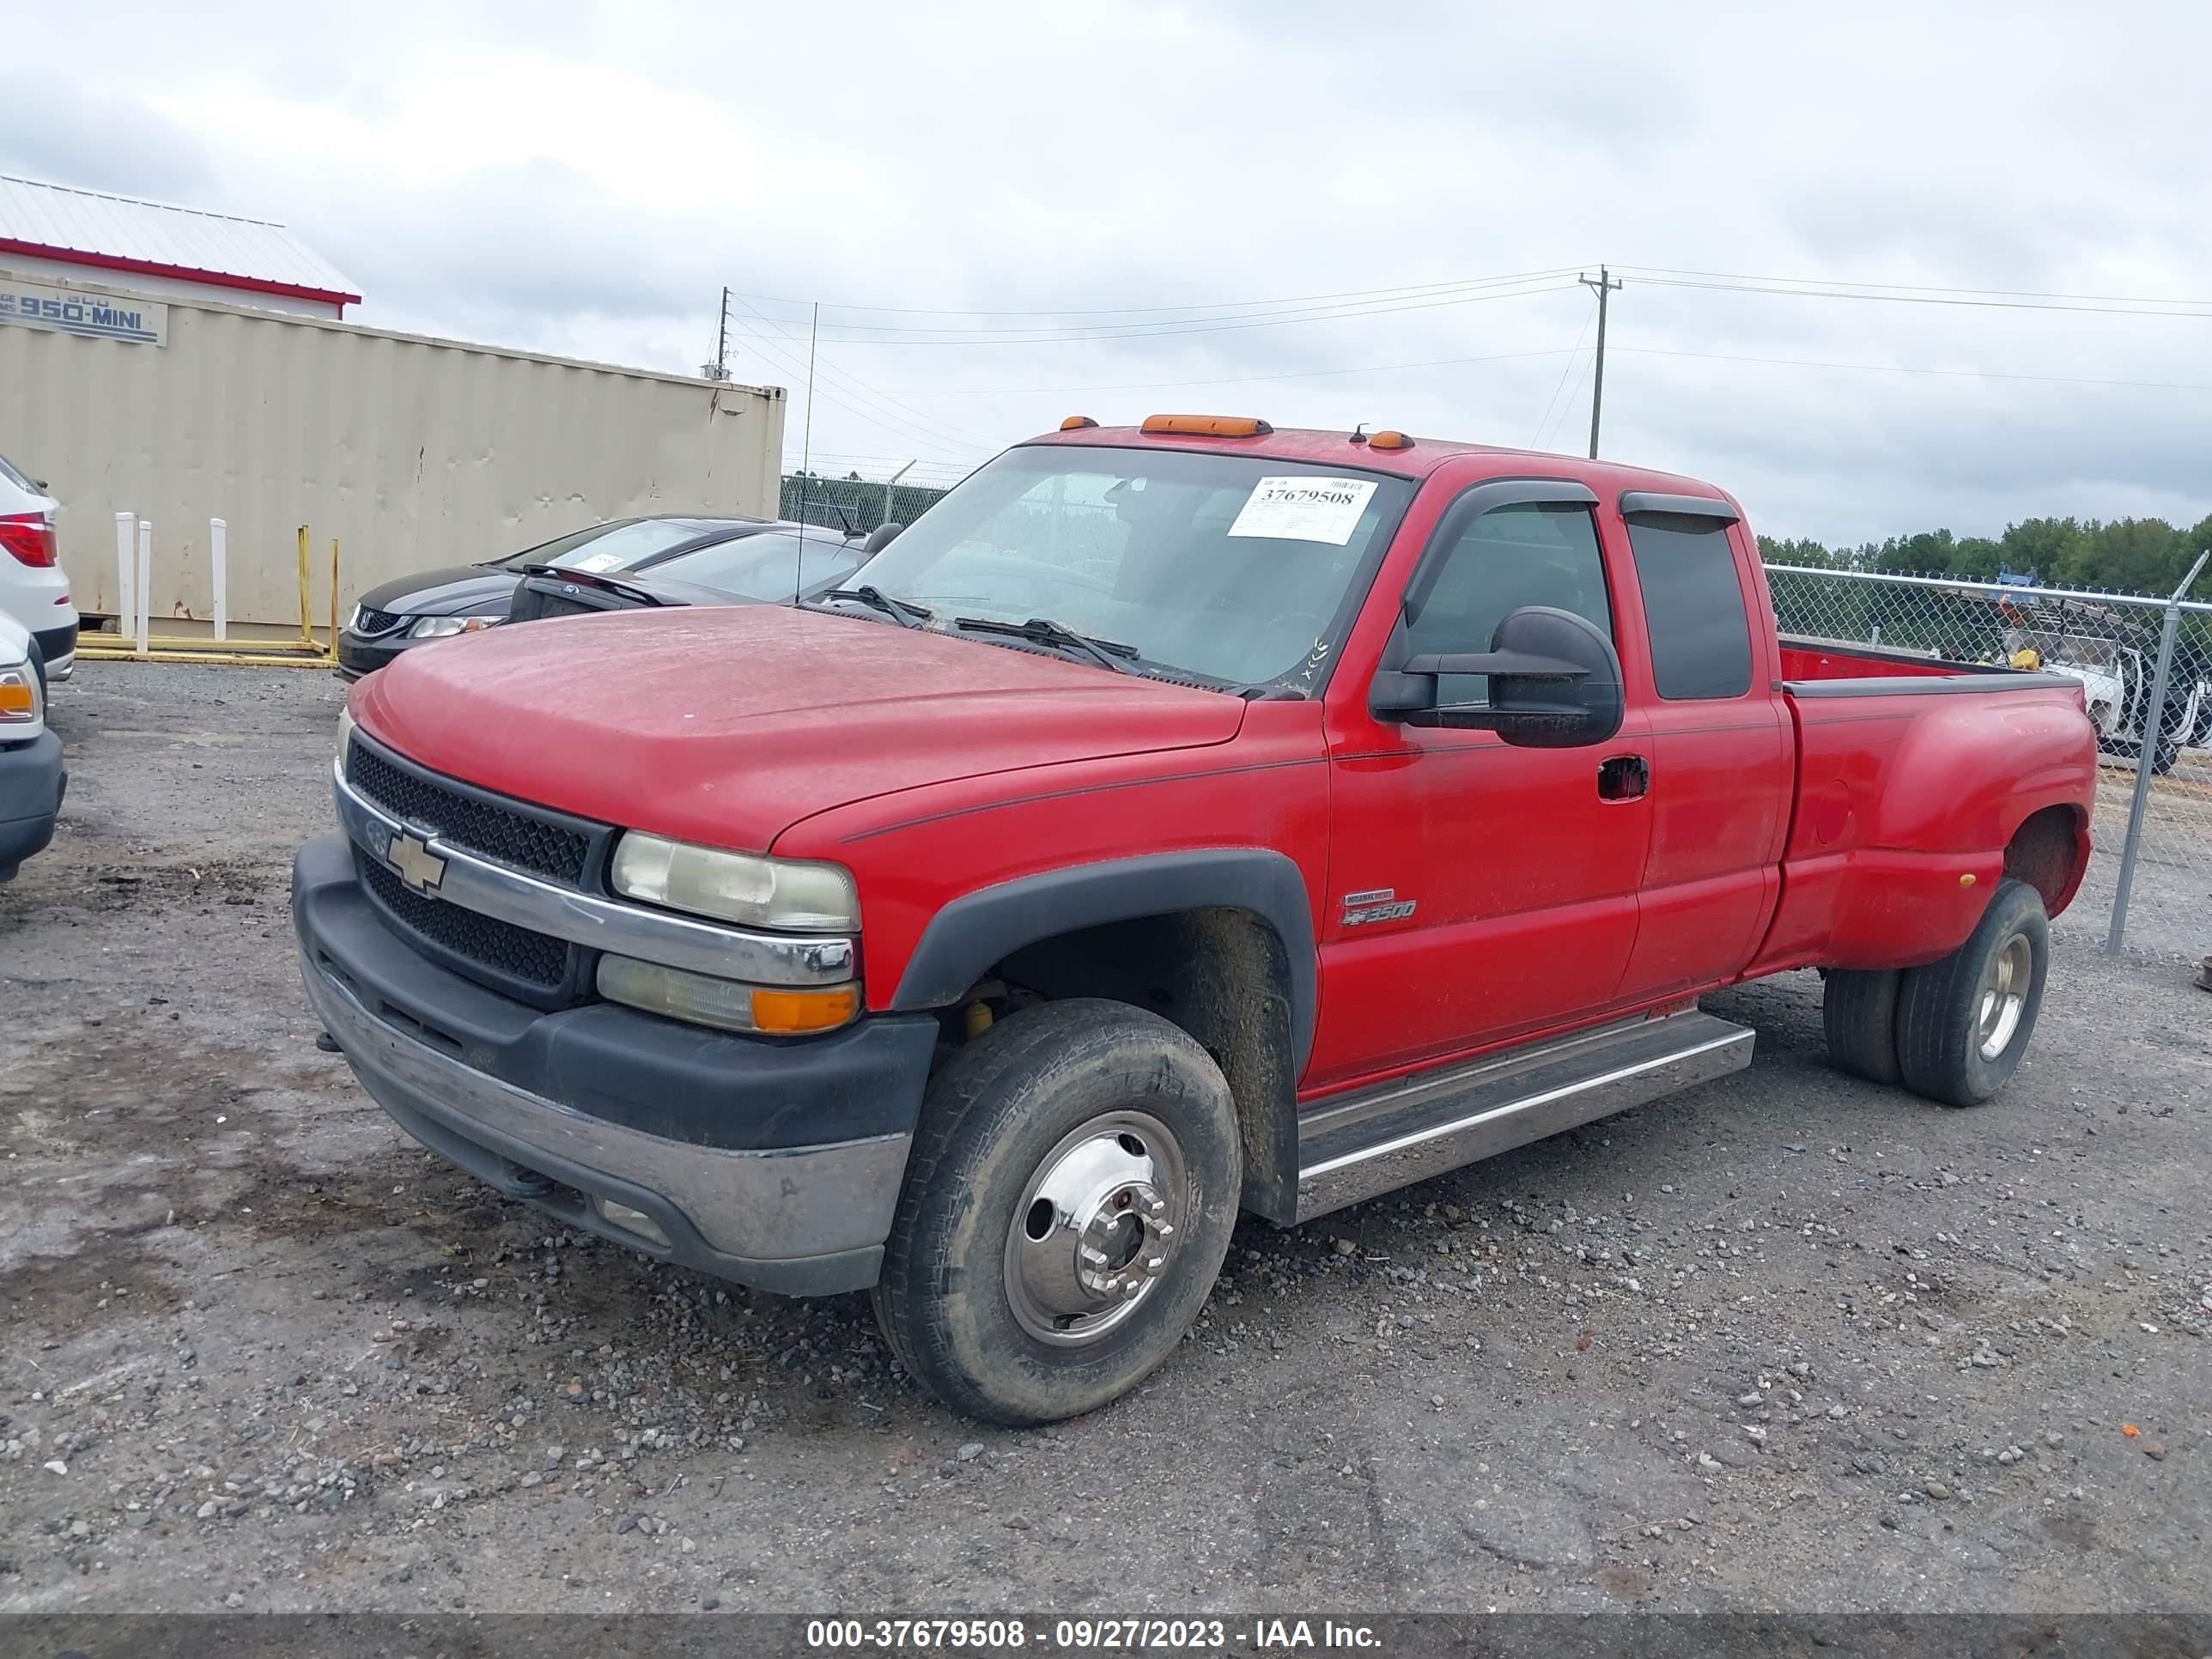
[1403, 502, 1614, 707]
[1625, 514, 1754, 699]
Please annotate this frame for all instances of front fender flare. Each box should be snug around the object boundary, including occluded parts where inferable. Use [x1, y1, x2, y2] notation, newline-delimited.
[888, 848, 1318, 1073]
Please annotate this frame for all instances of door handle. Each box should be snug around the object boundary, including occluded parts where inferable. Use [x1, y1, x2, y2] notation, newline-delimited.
[1597, 754, 1649, 801]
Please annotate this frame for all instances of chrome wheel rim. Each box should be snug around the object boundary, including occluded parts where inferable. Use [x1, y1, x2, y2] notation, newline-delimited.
[1976, 933, 2033, 1060]
[1004, 1110, 1187, 1348]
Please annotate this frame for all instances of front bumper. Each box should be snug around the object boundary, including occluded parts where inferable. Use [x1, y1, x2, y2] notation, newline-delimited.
[0, 730, 65, 878]
[335, 629, 413, 682]
[295, 835, 937, 1293]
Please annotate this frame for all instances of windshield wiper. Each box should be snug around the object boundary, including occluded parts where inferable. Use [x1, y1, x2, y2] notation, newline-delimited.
[955, 615, 1139, 675]
[819, 586, 933, 629]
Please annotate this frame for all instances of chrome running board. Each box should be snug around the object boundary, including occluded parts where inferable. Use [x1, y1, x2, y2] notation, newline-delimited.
[1293, 1010, 1753, 1221]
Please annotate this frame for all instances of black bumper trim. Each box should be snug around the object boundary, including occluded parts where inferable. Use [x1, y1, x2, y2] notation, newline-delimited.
[0, 730, 64, 878]
[294, 834, 937, 1152]
[32, 622, 78, 665]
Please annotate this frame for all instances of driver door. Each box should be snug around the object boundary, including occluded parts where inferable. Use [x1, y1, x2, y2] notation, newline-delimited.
[1308, 485, 1653, 1089]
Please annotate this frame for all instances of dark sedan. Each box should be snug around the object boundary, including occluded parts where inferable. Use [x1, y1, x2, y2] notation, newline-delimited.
[507, 526, 875, 624]
[335, 515, 782, 680]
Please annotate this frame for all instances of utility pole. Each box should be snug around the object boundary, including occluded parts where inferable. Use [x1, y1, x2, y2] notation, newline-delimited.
[702, 286, 732, 381]
[1579, 266, 1622, 459]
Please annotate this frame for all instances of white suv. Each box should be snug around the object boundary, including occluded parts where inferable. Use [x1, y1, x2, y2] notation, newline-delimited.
[0, 450, 78, 681]
[0, 609, 64, 881]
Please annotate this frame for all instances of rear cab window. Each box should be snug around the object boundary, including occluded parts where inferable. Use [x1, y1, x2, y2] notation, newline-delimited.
[1621, 504, 1754, 699]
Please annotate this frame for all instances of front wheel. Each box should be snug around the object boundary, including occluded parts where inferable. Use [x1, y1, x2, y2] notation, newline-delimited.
[872, 999, 1242, 1425]
[1894, 878, 2050, 1107]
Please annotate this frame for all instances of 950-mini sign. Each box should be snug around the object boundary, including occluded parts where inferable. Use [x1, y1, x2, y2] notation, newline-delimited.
[0, 276, 167, 345]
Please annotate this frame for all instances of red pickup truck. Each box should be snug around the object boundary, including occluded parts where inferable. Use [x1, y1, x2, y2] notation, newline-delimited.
[296, 416, 2098, 1423]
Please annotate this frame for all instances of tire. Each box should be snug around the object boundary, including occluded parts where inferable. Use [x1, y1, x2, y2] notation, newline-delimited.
[1894, 878, 2049, 1108]
[872, 998, 1242, 1425]
[1822, 968, 1903, 1085]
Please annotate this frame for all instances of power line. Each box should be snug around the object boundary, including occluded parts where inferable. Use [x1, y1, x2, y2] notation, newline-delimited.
[1629, 275, 2212, 320]
[1614, 264, 2212, 310]
[726, 266, 1586, 320]
[1528, 298, 1596, 445]
[722, 308, 993, 462]
[726, 294, 1000, 451]
[1536, 342, 1601, 453]
[727, 278, 1582, 347]
[1616, 344, 2212, 393]
[879, 345, 1583, 398]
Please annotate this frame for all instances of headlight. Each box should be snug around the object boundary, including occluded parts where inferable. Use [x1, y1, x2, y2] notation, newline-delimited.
[610, 833, 858, 933]
[597, 956, 860, 1035]
[335, 704, 356, 763]
[0, 659, 42, 725]
[409, 615, 498, 638]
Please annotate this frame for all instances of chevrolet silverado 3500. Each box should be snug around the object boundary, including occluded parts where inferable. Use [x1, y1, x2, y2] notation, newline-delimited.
[296, 416, 2098, 1423]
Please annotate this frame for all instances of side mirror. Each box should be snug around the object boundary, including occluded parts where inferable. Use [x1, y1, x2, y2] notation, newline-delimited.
[863, 521, 904, 556]
[1370, 605, 1625, 749]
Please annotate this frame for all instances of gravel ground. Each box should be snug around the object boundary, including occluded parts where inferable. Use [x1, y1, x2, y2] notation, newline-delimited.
[0, 662, 2206, 1616]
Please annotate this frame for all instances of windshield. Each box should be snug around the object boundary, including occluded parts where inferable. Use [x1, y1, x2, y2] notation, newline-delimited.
[649, 532, 866, 601]
[843, 445, 1413, 687]
[506, 519, 724, 574]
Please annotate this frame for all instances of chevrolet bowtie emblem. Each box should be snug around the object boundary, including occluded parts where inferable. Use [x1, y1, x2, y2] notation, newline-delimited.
[386, 830, 447, 893]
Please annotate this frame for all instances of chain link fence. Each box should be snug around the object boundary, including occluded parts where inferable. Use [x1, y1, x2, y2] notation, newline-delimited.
[781, 471, 954, 535]
[1765, 562, 2212, 963]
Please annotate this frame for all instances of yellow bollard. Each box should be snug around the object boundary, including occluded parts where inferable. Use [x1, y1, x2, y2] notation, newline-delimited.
[295, 526, 313, 647]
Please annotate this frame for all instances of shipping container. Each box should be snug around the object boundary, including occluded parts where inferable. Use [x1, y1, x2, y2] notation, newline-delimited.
[0, 266, 787, 632]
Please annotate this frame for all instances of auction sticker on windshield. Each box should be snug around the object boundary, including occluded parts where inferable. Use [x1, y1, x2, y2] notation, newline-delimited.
[1227, 476, 1378, 544]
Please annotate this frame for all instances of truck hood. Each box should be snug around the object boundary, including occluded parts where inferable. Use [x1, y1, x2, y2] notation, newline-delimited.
[352, 604, 1247, 852]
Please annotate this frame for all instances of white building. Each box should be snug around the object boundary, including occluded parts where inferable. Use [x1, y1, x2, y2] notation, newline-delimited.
[0, 173, 361, 319]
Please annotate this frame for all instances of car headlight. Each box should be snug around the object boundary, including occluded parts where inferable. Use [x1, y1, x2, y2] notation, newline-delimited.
[610, 833, 859, 933]
[596, 956, 860, 1035]
[336, 704, 356, 763]
[409, 615, 498, 638]
[0, 659, 40, 725]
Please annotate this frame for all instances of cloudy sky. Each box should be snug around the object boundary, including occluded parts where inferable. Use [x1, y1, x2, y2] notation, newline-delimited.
[4, 1, 2209, 543]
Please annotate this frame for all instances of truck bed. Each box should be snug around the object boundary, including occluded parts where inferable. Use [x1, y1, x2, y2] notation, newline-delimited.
[1745, 635, 2096, 977]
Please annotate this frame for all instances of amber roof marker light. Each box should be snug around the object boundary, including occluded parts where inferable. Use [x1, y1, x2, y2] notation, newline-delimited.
[1139, 415, 1273, 437]
[1059, 416, 1099, 430]
[1366, 430, 1414, 450]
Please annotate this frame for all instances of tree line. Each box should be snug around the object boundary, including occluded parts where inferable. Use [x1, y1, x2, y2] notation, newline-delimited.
[1758, 514, 2212, 598]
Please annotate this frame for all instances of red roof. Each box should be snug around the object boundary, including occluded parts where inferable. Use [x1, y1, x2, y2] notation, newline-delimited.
[0, 174, 362, 309]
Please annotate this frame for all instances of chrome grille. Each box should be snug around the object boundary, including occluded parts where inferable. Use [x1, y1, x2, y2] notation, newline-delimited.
[345, 741, 591, 884]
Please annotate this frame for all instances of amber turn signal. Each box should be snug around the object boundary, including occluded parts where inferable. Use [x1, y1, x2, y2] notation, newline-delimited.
[750, 985, 862, 1035]
[1140, 414, 1273, 437]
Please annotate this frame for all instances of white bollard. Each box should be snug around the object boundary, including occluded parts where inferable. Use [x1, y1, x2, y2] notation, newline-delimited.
[210, 519, 228, 641]
[135, 519, 152, 659]
[113, 511, 136, 644]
